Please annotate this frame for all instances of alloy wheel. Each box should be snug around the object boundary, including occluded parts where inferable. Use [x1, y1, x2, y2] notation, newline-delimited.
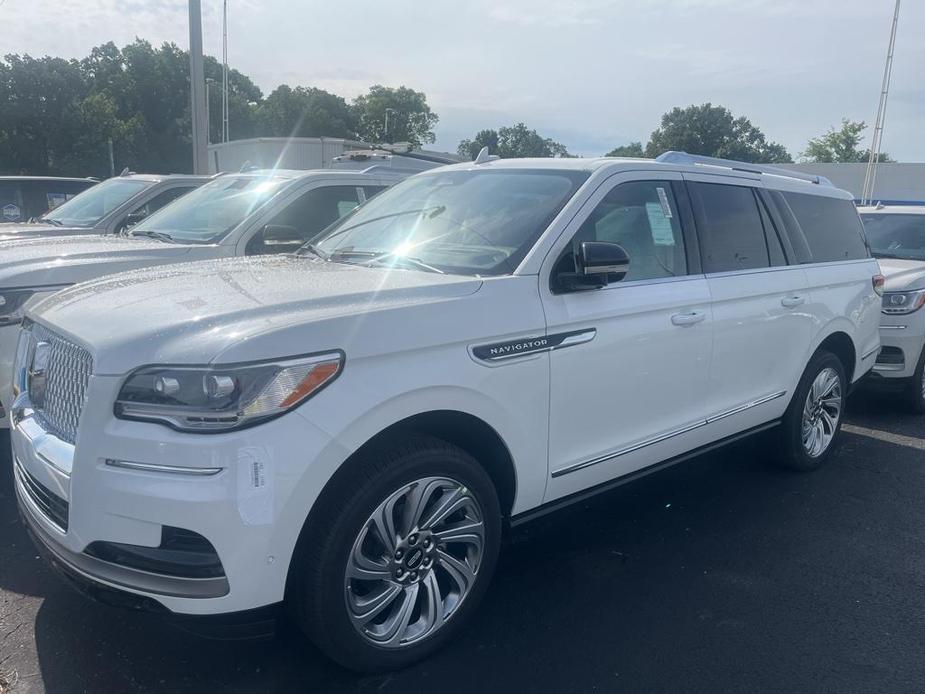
[344, 476, 485, 648]
[801, 367, 843, 458]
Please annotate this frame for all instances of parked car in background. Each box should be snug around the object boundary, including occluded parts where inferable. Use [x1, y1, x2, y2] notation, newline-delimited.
[859, 204, 925, 410]
[0, 176, 98, 223]
[0, 173, 207, 242]
[10, 153, 881, 671]
[0, 167, 407, 426]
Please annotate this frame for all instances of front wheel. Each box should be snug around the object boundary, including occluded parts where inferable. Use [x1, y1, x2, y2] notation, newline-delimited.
[775, 350, 846, 471]
[290, 435, 501, 672]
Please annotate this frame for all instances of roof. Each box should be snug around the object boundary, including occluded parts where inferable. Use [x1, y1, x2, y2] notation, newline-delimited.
[431, 156, 847, 195]
[238, 168, 397, 180]
[121, 173, 211, 183]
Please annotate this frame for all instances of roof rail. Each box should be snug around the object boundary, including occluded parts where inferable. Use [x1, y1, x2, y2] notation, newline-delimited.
[656, 151, 833, 186]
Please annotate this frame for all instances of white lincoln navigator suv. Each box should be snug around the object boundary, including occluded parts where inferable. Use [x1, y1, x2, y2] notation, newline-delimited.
[11, 153, 881, 670]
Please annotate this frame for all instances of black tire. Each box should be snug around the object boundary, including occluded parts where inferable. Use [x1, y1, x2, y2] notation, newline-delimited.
[775, 350, 847, 472]
[904, 346, 925, 414]
[289, 434, 502, 672]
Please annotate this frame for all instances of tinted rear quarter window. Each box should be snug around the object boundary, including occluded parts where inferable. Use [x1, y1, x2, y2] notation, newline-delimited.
[781, 191, 869, 262]
[690, 182, 770, 273]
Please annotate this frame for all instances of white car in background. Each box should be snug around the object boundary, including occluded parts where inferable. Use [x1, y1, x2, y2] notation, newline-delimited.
[0, 173, 208, 242]
[11, 153, 881, 670]
[859, 204, 925, 410]
[0, 168, 403, 426]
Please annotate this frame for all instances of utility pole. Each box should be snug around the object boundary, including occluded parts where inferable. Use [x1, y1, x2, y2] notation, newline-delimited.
[384, 108, 397, 143]
[107, 138, 115, 178]
[222, 0, 229, 143]
[188, 0, 209, 174]
[861, 0, 901, 205]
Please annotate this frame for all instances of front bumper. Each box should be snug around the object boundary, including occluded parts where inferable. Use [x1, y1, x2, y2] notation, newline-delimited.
[11, 372, 343, 615]
[873, 311, 925, 380]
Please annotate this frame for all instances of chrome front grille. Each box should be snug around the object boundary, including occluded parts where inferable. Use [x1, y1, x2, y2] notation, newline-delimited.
[25, 323, 93, 444]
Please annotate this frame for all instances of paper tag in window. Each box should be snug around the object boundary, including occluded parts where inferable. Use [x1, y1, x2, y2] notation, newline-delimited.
[646, 202, 676, 246]
[237, 446, 273, 526]
[656, 187, 673, 218]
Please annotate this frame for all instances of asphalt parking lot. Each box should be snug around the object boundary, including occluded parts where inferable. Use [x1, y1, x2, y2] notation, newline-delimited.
[3, 389, 925, 693]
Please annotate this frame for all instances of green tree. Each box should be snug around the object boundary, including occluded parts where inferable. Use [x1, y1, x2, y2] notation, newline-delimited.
[0, 54, 88, 174]
[458, 123, 570, 159]
[801, 118, 893, 163]
[605, 141, 645, 158]
[644, 103, 792, 163]
[255, 85, 356, 139]
[352, 85, 438, 146]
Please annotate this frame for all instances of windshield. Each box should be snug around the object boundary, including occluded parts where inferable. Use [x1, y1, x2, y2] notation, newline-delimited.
[43, 178, 151, 227]
[861, 213, 925, 261]
[311, 169, 588, 275]
[130, 175, 290, 244]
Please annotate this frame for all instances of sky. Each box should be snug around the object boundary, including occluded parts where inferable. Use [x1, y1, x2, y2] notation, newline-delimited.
[2, 0, 924, 160]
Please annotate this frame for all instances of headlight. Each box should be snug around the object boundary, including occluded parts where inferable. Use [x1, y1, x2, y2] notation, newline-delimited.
[114, 352, 344, 432]
[0, 289, 36, 327]
[882, 290, 925, 315]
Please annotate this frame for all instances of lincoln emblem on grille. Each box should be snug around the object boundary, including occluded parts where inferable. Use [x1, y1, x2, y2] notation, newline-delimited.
[28, 341, 50, 410]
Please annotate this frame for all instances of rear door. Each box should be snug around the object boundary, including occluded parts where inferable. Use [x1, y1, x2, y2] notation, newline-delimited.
[685, 174, 815, 432]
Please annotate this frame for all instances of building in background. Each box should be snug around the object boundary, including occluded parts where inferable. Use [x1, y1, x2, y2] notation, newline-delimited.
[776, 163, 925, 204]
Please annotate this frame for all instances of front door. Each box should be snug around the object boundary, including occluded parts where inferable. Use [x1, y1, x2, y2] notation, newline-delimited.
[542, 173, 714, 500]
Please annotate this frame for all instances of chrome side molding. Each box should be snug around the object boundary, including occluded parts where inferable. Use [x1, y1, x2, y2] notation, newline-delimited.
[552, 390, 787, 478]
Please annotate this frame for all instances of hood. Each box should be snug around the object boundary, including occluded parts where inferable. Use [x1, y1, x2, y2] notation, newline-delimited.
[0, 235, 203, 288]
[876, 258, 925, 292]
[0, 223, 97, 242]
[31, 255, 484, 373]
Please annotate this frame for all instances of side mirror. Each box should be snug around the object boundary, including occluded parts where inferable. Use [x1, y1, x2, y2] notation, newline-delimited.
[261, 224, 303, 249]
[555, 241, 630, 292]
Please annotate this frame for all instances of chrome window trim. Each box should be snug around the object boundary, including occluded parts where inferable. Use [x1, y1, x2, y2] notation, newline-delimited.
[551, 390, 787, 478]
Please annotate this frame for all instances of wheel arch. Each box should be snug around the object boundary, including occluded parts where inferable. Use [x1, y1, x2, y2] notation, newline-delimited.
[812, 329, 857, 383]
[283, 408, 519, 602]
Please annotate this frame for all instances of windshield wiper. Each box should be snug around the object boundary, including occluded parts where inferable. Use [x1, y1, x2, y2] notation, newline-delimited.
[361, 251, 445, 274]
[40, 218, 62, 226]
[131, 230, 174, 243]
[325, 249, 443, 274]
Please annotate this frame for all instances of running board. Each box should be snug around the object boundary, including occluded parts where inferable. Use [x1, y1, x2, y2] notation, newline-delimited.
[509, 420, 780, 528]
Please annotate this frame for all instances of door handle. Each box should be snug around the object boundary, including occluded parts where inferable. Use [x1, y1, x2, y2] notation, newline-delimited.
[781, 295, 805, 308]
[671, 311, 706, 327]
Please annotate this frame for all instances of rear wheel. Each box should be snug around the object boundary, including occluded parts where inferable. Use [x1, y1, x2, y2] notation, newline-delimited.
[775, 350, 846, 471]
[290, 435, 501, 672]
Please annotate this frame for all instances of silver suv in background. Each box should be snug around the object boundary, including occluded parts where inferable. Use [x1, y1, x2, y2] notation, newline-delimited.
[0, 167, 407, 426]
[860, 205, 925, 410]
[0, 173, 208, 242]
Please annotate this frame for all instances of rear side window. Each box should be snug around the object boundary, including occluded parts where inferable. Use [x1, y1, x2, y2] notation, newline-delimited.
[781, 192, 869, 262]
[690, 183, 770, 273]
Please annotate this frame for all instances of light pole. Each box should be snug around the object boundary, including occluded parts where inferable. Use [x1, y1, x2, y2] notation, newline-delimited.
[206, 77, 215, 145]
[222, 0, 229, 142]
[384, 107, 397, 143]
[188, 0, 208, 174]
